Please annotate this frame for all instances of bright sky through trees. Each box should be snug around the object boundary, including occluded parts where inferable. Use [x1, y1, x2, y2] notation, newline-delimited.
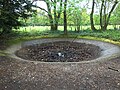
[34, 1, 94, 14]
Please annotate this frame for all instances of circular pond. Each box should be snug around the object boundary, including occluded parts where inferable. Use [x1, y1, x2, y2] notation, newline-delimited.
[4, 38, 120, 63]
[15, 41, 101, 62]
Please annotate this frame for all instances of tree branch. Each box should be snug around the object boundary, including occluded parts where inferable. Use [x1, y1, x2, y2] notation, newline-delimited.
[51, 0, 54, 2]
[106, 0, 118, 25]
[31, 5, 48, 13]
[24, 0, 48, 13]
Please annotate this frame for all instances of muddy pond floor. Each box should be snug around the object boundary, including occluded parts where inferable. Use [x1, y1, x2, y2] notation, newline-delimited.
[15, 41, 101, 62]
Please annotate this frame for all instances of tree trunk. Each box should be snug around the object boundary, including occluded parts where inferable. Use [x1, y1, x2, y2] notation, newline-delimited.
[90, 0, 97, 31]
[103, 1, 107, 31]
[100, 0, 118, 31]
[50, 23, 58, 31]
[64, 0, 67, 35]
[52, 0, 58, 31]
[34, 0, 63, 31]
[105, 0, 118, 30]
[100, 0, 104, 30]
[77, 25, 80, 32]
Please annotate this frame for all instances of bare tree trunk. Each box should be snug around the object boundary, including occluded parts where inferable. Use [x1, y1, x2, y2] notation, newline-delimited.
[50, 23, 58, 31]
[35, 0, 63, 31]
[64, 0, 67, 35]
[77, 25, 80, 32]
[100, 0, 104, 30]
[52, 0, 58, 31]
[103, 1, 107, 31]
[105, 0, 118, 30]
[46, 1, 54, 31]
[100, 0, 118, 31]
[90, 0, 97, 31]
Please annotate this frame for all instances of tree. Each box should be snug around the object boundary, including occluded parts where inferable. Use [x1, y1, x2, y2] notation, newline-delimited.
[26, 10, 49, 26]
[64, 0, 67, 34]
[67, 0, 81, 32]
[71, 8, 82, 32]
[33, 0, 63, 31]
[90, 0, 97, 31]
[67, 0, 89, 32]
[99, 0, 119, 31]
[0, 0, 34, 35]
[110, 3, 120, 30]
[90, 0, 119, 31]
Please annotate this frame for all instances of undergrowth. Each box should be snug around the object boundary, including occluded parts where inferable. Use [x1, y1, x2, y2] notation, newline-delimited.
[1, 29, 120, 48]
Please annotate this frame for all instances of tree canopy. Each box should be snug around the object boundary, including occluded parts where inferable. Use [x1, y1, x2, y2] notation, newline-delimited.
[0, 0, 34, 34]
[0, 0, 120, 35]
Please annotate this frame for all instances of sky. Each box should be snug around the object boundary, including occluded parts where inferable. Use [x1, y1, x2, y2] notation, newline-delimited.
[34, 1, 99, 14]
[35, 1, 47, 10]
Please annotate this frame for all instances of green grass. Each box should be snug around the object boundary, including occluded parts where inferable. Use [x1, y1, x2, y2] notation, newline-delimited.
[18, 26, 50, 32]
[2, 25, 120, 47]
[17, 25, 115, 32]
[13, 26, 120, 41]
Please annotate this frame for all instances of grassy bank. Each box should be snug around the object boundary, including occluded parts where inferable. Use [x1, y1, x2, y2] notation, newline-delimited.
[13, 28, 120, 41]
[1, 26, 120, 50]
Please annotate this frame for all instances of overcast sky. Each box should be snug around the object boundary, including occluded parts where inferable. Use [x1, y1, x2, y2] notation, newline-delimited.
[34, 1, 99, 14]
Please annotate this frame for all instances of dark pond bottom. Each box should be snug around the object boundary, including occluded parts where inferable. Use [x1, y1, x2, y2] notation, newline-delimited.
[15, 41, 101, 62]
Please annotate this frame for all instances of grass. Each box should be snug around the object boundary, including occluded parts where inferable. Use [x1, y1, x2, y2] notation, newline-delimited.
[1, 25, 120, 47]
[18, 25, 116, 32]
[15, 27, 120, 41]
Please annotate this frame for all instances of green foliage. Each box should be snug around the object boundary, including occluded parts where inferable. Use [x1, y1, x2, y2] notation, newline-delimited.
[0, 0, 34, 35]
[67, 0, 88, 32]
[77, 30, 120, 41]
[1, 25, 120, 49]
[22, 10, 49, 26]
[110, 3, 120, 29]
[5, 26, 120, 42]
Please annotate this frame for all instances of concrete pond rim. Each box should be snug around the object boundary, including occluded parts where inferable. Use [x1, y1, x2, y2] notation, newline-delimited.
[4, 38, 120, 64]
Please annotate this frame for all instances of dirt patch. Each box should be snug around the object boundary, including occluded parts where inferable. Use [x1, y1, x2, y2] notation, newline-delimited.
[0, 38, 120, 90]
[15, 41, 101, 62]
[0, 56, 120, 90]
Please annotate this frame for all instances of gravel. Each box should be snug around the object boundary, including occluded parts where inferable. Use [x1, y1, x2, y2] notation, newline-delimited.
[0, 56, 120, 90]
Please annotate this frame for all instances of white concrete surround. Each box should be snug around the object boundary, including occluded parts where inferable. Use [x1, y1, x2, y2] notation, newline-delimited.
[4, 38, 120, 64]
